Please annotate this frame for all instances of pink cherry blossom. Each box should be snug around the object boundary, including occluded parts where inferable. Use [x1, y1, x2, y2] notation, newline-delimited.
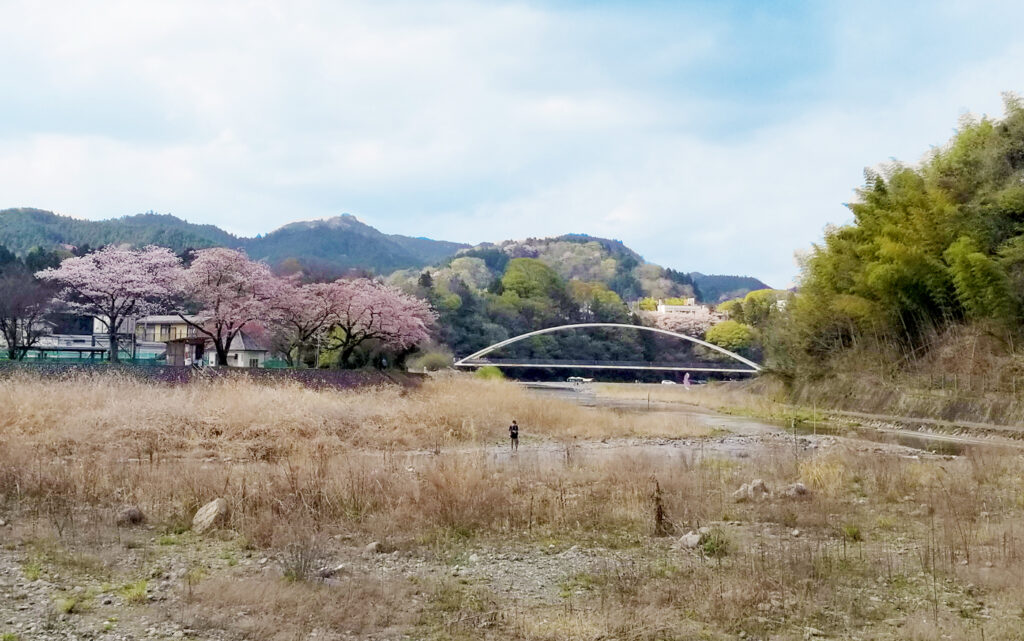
[322, 278, 436, 367]
[273, 280, 343, 366]
[179, 248, 286, 366]
[37, 245, 184, 361]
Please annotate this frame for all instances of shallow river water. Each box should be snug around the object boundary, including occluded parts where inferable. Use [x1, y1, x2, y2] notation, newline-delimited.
[523, 381, 968, 456]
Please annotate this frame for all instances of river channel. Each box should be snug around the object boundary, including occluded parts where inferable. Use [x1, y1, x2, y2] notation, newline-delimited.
[523, 381, 969, 455]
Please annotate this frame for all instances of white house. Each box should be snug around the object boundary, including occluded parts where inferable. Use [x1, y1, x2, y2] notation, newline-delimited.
[655, 298, 705, 313]
[164, 329, 268, 368]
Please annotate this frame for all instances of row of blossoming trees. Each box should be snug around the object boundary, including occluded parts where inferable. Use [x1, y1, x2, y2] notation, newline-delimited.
[33, 245, 435, 367]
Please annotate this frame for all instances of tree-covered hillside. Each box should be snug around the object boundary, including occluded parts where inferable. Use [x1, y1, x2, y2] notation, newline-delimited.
[244, 214, 467, 275]
[0, 209, 466, 275]
[390, 236, 725, 365]
[0, 209, 236, 255]
[766, 95, 1024, 381]
[691, 273, 772, 303]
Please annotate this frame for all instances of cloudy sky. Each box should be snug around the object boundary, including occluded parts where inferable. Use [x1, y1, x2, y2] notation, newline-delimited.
[2, 0, 1024, 285]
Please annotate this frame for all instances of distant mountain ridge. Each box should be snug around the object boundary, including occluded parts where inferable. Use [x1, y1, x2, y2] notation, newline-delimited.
[0, 208, 770, 300]
[690, 273, 772, 302]
[0, 208, 467, 275]
[247, 213, 468, 273]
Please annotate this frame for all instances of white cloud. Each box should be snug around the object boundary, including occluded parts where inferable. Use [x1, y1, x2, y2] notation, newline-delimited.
[1, 0, 1024, 287]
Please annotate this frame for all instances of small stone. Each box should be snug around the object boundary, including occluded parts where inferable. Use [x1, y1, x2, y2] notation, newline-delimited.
[733, 479, 769, 502]
[468, 553, 479, 563]
[792, 529, 801, 537]
[192, 498, 230, 534]
[365, 541, 381, 554]
[116, 506, 146, 527]
[258, 558, 269, 565]
[783, 483, 809, 498]
[679, 531, 702, 549]
[732, 484, 751, 502]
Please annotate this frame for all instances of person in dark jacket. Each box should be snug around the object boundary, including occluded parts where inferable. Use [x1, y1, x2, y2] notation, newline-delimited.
[509, 419, 519, 452]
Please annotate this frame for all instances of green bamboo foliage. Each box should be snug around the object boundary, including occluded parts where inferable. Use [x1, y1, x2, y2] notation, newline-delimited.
[776, 95, 1024, 375]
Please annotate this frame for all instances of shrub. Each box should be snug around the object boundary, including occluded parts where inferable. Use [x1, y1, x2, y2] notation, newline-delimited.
[409, 351, 454, 372]
[475, 366, 505, 380]
[701, 528, 731, 559]
[119, 580, 148, 605]
[704, 320, 755, 353]
[281, 538, 325, 583]
[799, 456, 849, 497]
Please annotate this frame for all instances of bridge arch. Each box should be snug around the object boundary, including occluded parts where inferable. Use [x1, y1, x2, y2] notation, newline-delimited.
[453, 322, 762, 372]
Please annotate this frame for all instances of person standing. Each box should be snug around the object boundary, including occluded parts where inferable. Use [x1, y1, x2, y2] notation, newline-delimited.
[509, 419, 519, 452]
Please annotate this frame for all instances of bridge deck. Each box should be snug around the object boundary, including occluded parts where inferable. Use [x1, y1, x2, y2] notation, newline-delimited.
[454, 358, 758, 374]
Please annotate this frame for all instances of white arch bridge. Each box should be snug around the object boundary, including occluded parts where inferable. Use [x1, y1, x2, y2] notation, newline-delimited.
[453, 323, 762, 375]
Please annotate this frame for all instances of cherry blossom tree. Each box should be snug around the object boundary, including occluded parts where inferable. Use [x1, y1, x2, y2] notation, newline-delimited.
[639, 308, 721, 338]
[322, 279, 435, 368]
[274, 280, 341, 367]
[179, 248, 285, 366]
[36, 246, 184, 361]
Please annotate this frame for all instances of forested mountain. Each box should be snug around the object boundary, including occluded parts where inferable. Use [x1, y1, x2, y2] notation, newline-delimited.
[0, 208, 237, 255]
[0, 209, 467, 274]
[691, 273, 772, 302]
[245, 214, 467, 274]
[0, 209, 769, 302]
[389, 235, 721, 360]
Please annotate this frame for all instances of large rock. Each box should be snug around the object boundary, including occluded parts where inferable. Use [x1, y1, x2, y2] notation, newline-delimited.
[116, 506, 146, 527]
[192, 498, 230, 534]
[732, 479, 770, 502]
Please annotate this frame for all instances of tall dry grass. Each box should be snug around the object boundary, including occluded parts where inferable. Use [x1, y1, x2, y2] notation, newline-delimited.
[5, 372, 1024, 639]
[0, 372, 707, 460]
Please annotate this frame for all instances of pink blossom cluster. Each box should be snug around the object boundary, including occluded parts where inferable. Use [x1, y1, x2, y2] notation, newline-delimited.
[276, 277, 436, 365]
[37, 246, 435, 365]
[639, 308, 723, 338]
[36, 245, 183, 335]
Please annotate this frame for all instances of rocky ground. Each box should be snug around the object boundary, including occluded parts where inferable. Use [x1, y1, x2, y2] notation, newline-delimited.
[0, 431, 949, 641]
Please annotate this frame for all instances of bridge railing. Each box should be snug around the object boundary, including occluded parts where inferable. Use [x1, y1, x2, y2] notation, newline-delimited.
[456, 357, 758, 373]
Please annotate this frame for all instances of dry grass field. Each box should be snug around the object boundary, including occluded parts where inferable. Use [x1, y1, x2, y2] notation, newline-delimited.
[2, 372, 1024, 640]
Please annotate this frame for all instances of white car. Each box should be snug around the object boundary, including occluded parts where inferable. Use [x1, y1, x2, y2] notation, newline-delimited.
[660, 380, 677, 385]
